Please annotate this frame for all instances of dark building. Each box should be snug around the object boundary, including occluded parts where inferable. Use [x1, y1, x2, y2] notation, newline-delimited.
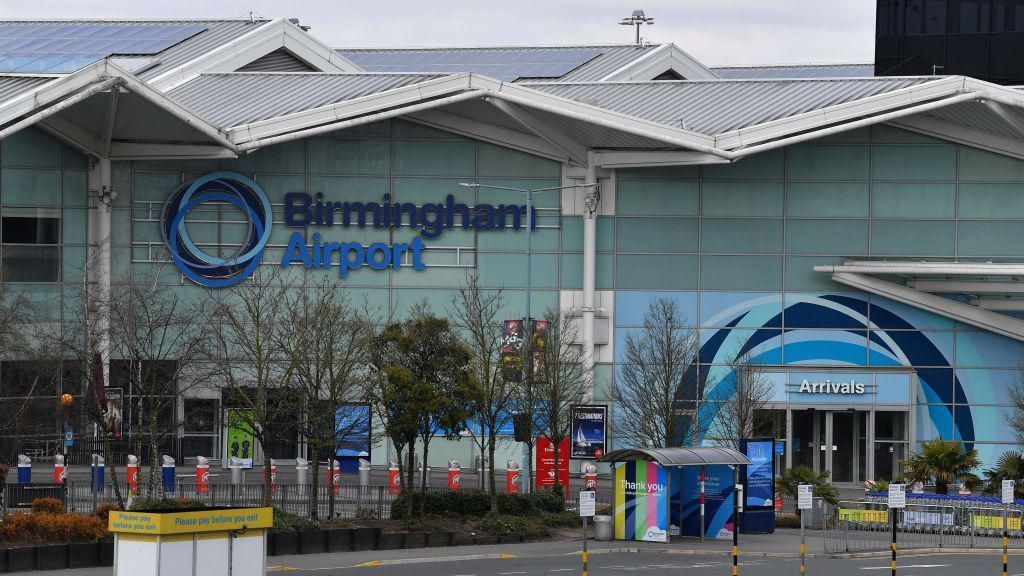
[876, 0, 1024, 84]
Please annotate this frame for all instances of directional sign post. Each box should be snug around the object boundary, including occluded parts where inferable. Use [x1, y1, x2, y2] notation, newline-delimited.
[798, 484, 814, 575]
[1003, 480, 1015, 576]
[888, 484, 906, 576]
[579, 490, 595, 576]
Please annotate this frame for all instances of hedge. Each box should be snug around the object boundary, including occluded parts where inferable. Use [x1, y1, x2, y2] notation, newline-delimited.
[390, 489, 565, 520]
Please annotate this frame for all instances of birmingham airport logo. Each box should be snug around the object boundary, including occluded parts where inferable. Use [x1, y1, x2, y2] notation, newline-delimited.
[162, 172, 272, 288]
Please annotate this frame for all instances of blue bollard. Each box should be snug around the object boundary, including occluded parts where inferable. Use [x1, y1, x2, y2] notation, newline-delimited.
[162, 455, 176, 493]
[16, 454, 30, 483]
[91, 454, 105, 493]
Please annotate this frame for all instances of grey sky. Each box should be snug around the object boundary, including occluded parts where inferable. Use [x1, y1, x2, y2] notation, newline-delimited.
[0, 0, 876, 66]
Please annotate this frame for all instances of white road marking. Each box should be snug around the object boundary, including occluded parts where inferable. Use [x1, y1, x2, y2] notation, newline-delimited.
[550, 570, 575, 573]
[860, 561, 946, 565]
[499, 572, 528, 575]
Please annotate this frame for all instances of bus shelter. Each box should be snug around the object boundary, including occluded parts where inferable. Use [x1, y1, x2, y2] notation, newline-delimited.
[599, 447, 751, 542]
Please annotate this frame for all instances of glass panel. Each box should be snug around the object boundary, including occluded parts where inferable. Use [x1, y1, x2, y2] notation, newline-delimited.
[878, 0, 905, 34]
[231, 140, 305, 174]
[478, 143, 559, 178]
[786, 219, 868, 255]
[701, 182, 784, 217]
[959, 183, 1024, 217]
[900, 35, 946, 74]
[872, 182, 956, 217]
[785, 256, 850, 292]
[786, 183, 869, 217]
[617, 217, 697, 252]
[701, 149, 784, 180]
[959, 146, 1024, 181]
[832, 411, 855, 483]
[0, 127, 61, 168]
[958, 220, 1024, 256]
[871, 145, 957, 180]
[392, 141, 475, 177]
[905, 0, 948, 33]
[699, 255, 783, 291]
[1, 168, 61, 205]
[791, 409, 816, 470]
[989, 32, 1024, 83]
[871, 220, 955, 256]
[307, 138, 388, 175]
[786, 146, 870, 181]
[875, 35, 903, 75]
[945, 34, 990, 76]
[615, 254, 698, 289]
[876, 411, 907, 440]
[1, 245, 60, 282]
[615, 180, 699, 216]
[994, 0, 1024, 30]
[701, 218, 782, 254]
[874, 442, 907, 482]
[949, 0, 992, 32]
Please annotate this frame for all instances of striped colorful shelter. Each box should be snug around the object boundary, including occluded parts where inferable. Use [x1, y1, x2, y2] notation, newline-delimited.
[599, 447, 750, 542]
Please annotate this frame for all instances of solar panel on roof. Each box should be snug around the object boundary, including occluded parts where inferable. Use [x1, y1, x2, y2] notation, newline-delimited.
[340, 47, 604, 81]
[0, 22, 206, 73]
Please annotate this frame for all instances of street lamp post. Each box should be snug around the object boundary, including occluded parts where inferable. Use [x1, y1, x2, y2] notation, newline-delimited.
[460, 181, 597, 493]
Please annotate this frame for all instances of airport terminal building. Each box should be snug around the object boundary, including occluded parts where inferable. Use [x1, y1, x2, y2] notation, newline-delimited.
[3, 17, 1024, 486]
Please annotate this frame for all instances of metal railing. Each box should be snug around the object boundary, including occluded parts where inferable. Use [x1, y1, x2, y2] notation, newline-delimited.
[824, 499, 1024, 553]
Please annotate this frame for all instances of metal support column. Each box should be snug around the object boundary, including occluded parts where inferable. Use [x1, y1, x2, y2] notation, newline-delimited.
[581, 151, 598, 403]
[785, 409, 793, 471]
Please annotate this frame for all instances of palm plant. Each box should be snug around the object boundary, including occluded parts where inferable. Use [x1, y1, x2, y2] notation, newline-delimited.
[983, 450, 1024, 498]
[777, 465, 839, 513]
[900, 440, 981, 495]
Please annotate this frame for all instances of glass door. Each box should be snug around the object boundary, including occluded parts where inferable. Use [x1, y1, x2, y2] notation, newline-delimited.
[831, 410, 866, 484]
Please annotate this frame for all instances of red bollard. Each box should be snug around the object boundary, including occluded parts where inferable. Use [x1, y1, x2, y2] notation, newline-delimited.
[327, 459, 340, 495]
[126, 454, 139, 494]
[266, 459, 277, 494]
[196, 456, 210, 494]
[54, 454, 66, 484]
[447, 460, 460, 491]
[388, 462, 401, 495]
[506, 460, 520, 494]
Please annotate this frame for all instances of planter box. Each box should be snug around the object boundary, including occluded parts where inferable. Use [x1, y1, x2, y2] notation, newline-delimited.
[6, 548, 34, 572]
[99, 540, 114, 566]
[0, 548, 7, 573]
[377, 533, 402, 550]
[69, 542, 100, 568]
[272, 531, 300, 556]
[352, 527, 380, 551]
[427, 532, 453, 547]
[326, 528, 353, 552]
[473, 535, 499, 545]
[498, 534, 523, 544]
[35, 544, 68, 571]
[451, 533, 475, 547]
[403, 532, 427, 548]
[299, 530, 326, 554]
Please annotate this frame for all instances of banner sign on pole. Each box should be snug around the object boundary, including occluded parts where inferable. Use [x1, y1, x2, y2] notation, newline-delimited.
[888, 483, 906, 508]
[798, 484, 814, 510]
[226, 409, 256, 469]
[104, 388, 123, 439]
[569, 405, 607, 460]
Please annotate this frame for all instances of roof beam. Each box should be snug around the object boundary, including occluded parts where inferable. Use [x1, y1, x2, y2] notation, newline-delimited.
[984, 101, 1024, 139]
[101, 86, 120, 157]
[487, 98, 588, 165]
[907, 279, 1024, 293]
[407, 109, 571, 163]
[828, 271, 1024, 342]
[109, 143, 236, 160]
[37, 115, 106, 158]
[594, 150, 730, 168]
[888, 113, 1024, 161]
[971, 298, 1024, 311]
[816, 261, 1024, 276]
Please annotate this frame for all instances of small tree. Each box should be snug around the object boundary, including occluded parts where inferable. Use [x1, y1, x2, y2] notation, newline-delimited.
[1007, 375, 1024, 446]
[611, 298, 705, 448]
[534, 309, 585, 497]
[984, 450, 1024, 498]
[901, 439, 981, 494]
[449, 274, 515, 510]
[278, 281, 374, 520]
[208, 269, 298, 506]
[369, 304, 478, 516]
[707, 351, 773, 450]
[777, 465, 839, 513]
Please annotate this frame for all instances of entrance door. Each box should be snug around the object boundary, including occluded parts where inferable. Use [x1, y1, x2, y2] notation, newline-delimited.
[831, 410, 866, 484]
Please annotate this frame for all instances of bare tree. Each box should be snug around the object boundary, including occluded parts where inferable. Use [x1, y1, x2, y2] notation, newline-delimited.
[448, 274, 514, 510]
[707, 351, 773, 450]
[534, 309, 586, 495]
[106, 269, 213, 499]
[208, 269, 298, 506]
[611, 298, 707, 448]
[1008, 371, 1024, 447]
[278, 281, 374, 520]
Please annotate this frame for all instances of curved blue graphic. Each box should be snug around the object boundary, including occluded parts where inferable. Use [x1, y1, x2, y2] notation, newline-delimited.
[683, 294, 976, 448]
[162, 172, 272, 288]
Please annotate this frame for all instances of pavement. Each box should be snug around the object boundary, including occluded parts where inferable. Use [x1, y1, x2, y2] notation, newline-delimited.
[24, 529, 1024, 576]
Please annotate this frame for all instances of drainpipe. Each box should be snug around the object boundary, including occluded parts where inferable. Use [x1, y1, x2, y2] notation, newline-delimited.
[581, 151, 598, 403]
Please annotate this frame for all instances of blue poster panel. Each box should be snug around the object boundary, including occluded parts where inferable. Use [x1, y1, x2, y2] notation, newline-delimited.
[335, 403, 371, 473]
[675, 465, 735, 540]
[570, 405, 608, 459]
[741, 438, 775, 509]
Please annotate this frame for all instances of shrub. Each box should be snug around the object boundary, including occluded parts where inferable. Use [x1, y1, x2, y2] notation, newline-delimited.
[94, 504, 119, 525]
[775, 514, 801, 529]
[271, 508, 318, 533]
[391, 489, 568, 521]
[0, 511, 105, 543]
[130, 497, 207, 511]
[479, 512, 550, 539]
[31, 498, 64, 515]
[355, 506, 377, 520]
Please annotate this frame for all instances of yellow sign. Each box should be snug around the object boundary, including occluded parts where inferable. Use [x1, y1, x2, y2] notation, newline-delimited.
[839, 508, 889, 523]
[972, 515, 1021, 531]
[108, 507, 273, 535]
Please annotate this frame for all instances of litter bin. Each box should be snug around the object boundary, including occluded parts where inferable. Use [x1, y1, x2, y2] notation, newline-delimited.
[594, 515, 613, 541]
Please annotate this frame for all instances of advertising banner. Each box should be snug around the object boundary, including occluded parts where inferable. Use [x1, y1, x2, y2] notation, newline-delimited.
[569, 405, 607, 460]
[614, 461, 669, 542]
[535, 436, 570, 496]
[500, 319, 549, 382]
[335, 403, 371, 474]
[104, 388, 123, 439]
[740, 438, 775, 509]
[225, 409, 255, 469]
[675, 465, 735, 540]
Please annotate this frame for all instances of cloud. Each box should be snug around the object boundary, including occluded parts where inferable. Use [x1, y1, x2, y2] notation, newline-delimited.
[1, 0, 875, 65]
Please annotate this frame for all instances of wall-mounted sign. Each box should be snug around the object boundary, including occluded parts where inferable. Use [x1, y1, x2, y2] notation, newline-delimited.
[162, 172, 535, 288]
[795, 379, 866, 394]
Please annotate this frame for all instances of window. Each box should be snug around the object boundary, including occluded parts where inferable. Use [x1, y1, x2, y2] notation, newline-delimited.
[878, 0, 905, 35]
[1, 208, 60, 282]
[905, 0, 947, 33]
[949, 0, 991, 32]
[994, 0, 1024, 30]
[945, 34, 991, 75]
[182, 398, 219, 459]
